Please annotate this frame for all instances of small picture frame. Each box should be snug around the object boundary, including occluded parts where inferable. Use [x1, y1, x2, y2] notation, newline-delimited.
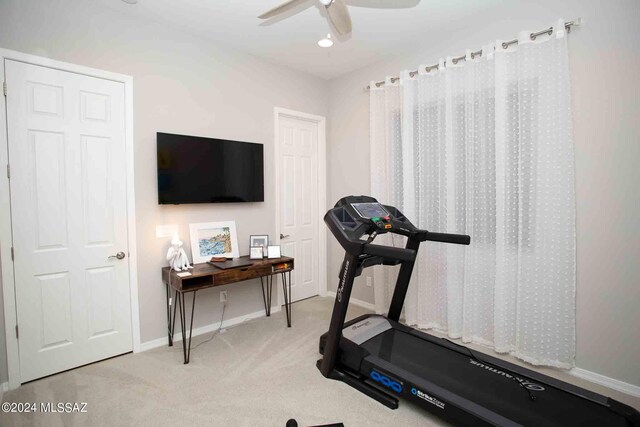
[267, 245, 281, 259]
[250, 235, 269, 257]
[249, 246, 264, 260]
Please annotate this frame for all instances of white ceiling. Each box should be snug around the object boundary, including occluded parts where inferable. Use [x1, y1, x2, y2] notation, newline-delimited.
[97, 0, 511, 80]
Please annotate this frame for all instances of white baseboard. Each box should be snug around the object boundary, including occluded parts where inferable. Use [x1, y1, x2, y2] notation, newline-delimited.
[570, 367, 640, 398]
[325, 291, 375, 311]
[0, 381, 7, 400]
[139, 305, 281, 352]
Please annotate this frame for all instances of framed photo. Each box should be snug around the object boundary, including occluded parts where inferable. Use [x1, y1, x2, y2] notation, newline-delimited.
[249, 246, 264, 260]
[267, 245, 281, 259]
[250, 235, 269, 256]
[189, 221, 239, 264]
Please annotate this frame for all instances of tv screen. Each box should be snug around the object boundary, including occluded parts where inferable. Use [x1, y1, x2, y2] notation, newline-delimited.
[157, 132, 264, 204]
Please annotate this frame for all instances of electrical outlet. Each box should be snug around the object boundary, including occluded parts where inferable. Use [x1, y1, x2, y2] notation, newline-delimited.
[366, 277, 373, 287]
[220, 291, 228, 303]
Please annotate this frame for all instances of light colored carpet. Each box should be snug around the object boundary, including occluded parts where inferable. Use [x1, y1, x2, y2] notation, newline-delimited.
[1, 297, 637, 427]
[0, 297, 440, 427]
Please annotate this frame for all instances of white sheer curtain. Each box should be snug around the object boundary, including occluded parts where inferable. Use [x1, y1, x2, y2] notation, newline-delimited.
[370, 78, 403, 311]
[370, 20, 576, 368]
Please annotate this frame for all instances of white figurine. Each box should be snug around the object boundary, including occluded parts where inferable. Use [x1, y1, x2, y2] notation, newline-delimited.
[166, 235, 192, 271]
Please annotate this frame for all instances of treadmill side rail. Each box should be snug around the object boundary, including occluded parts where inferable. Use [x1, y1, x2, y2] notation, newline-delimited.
[342, 316, 392, 345]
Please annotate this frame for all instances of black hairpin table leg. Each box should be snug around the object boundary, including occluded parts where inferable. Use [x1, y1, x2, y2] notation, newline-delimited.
[177, 290, 197, 364]
[171, 290, 178, 346]
[166, 283, 173, 346]
[260, 275, 274, 316]
[282, 271, 292, 327]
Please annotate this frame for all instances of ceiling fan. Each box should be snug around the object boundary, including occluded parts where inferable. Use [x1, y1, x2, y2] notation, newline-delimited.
[259, 0, 352, 35]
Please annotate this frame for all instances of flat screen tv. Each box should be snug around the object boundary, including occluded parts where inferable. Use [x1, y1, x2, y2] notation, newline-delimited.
[157, 132, 264, 204]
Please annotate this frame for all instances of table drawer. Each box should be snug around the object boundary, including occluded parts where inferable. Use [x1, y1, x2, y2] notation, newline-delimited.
[213, 264, 273, 286]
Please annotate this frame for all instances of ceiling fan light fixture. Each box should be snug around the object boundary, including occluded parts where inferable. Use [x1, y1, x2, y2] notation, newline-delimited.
[318, 33, 333, 48]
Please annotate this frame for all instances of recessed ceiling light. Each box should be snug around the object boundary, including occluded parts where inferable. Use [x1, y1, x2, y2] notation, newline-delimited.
[318, 33, 333, 48]
[122, 0, 138, 4]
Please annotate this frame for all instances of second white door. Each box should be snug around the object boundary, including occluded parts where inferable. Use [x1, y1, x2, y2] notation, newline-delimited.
[277, 113, 321, 302]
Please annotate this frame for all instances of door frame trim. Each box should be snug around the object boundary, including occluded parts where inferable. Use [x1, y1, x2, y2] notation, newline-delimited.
[0, 48, 141, 389]
[273, 107, 327, 305]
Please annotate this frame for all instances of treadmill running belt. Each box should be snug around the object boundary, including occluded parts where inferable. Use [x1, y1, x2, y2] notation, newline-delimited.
[361, 329, 630, 427]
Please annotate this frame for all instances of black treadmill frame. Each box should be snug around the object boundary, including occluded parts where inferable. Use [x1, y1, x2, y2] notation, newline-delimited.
[317, 195, 640, 427]
[320, 313, 640, 426]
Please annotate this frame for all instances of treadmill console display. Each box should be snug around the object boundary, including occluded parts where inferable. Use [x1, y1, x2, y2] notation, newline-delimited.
[351, 202, 389, 219]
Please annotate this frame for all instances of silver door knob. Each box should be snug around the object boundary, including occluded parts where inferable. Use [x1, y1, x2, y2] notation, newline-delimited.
[109, 251, 126, 260]
[280, 234, 290, 239]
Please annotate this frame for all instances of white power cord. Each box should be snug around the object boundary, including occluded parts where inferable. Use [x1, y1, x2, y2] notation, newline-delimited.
[190, 303, 226, 351]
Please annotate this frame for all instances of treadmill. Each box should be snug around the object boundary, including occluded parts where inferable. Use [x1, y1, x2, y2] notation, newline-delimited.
[318, 195, 639, 427]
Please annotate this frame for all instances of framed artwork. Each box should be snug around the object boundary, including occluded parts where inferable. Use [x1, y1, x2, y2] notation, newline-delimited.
[249, 246, 264, 260]
[267, 245, 281, 259]
[250, 235, 269, 256]
[189, 221, 239, 264]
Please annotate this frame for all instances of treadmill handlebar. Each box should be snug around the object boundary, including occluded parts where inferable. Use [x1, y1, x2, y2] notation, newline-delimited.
[324, 196, 471, 261]
[422, 231, 471, 245]
[363, 243, 416, 262]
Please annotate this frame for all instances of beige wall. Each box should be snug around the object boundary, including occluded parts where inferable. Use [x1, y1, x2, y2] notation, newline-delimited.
[0, 0, 329, 381]
[327, 0, 640, 386]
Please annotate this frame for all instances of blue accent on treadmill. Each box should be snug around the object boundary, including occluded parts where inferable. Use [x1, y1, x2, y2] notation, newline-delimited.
[370, 370, 403, 394]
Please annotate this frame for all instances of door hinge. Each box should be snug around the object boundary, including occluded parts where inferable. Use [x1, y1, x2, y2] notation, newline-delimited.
[15, 325, 18, 339]
[11, 246, 14, 261]
[6, 163, 9, 179]
[3, 82, 6, 97]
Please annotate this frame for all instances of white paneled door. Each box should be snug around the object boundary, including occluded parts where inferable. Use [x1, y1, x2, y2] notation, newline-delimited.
[5, 60, 132, 382]
[278, 115, 320, 302]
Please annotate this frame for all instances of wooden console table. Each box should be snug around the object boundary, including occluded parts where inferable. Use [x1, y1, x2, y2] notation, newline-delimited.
[161, 256, 294, 364]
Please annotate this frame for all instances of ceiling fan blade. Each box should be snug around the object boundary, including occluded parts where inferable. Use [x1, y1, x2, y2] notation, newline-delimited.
[258, 0, 309, 19]
[326, 0, 352, 35]
[347, 0, 421, 8]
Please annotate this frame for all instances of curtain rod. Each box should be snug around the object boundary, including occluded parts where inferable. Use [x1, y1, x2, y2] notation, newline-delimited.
[365, 18, 581, 91]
